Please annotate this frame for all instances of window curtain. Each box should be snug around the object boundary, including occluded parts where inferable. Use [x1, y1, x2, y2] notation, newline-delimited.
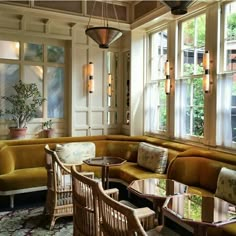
[175, 79, 188, 139]
[144, 82, 158, 133]
[216, 73, 233, 147]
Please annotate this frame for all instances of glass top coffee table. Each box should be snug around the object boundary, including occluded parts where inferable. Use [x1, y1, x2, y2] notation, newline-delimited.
[83, 156, 126, 189]
[128, 178, 188, 224]
[162, 194, 236, 236]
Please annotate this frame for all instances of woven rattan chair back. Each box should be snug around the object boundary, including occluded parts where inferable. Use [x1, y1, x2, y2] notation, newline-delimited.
[97, 183, 148, 236]
[71, 165, 100, 236]
[44, 144, 74, 229]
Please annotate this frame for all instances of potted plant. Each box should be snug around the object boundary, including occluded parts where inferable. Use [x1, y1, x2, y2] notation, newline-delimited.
[0, 80, 46, 139]
[42, 119, 54, 138]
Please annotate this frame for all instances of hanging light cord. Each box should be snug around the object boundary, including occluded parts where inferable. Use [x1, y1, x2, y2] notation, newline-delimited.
[87, 0, 120, 29]
[112, 3, 120, 29]
[86, 0, 97, 29]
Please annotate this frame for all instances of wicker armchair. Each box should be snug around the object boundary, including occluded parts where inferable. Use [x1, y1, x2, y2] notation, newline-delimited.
[97, 183, 180, 236]
[71, 165, 157, 236]
[71, 165, 119, 236]
[44, 144, 94, 229]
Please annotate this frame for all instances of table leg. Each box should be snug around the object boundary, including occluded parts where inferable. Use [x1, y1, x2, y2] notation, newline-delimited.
[194, 225, 208, 236]
[153, 199, 166, 225]
[105, 166, 109, 189]
[102, 166, 106, 189]
[102, 165, 109, 189]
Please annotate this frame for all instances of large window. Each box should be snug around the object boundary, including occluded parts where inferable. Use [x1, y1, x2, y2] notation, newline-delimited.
[0, 40, 65, 122]
[175, 14, 205, 140]
[145, 29, 168, 134]
[217, 1, 236, 147]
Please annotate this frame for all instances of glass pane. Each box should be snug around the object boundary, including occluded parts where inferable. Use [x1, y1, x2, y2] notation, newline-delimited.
[186, 107, 191, 134]
[107, 111, 117, 125]
[193, 107, 204, 136]
[159, 106, 167, 131]
[0, 64, 19, 120]
[0, 40, 19, 60]
[196, 15, 206, 47]
[47, 45, 64, 63]
[47, 67, 64, 118]
[159, 81, 166, 104]
[186, 79, 191, 106]
[151, 31, 168, 81]
[183, 18, 194, 48]
[193, 78, 204, 136]
[23, 65, 43, 118]
[196, 48, 204, 74]
[193, 78, 204, 107]
[183, 50, 194, 76]
[231, 73, 236, 141]
[225, 2, 236, 72]
[226, 2, 236, 41]
[24, 43, 43, 62]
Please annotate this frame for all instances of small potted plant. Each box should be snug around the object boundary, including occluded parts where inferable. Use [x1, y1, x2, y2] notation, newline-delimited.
[0, 80, 46, 139]
[42, 119, 54, 138]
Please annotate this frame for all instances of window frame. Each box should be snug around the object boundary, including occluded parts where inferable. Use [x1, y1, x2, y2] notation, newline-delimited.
[145, 26, 169, 136]
[176, 11, 206, 143]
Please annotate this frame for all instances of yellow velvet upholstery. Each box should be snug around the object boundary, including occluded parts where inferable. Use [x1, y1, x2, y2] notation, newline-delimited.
[167, 148, 236, 194]
[167, 148, 236, 236]
[0, 135, 192, 194]
[0, 167, 47, 191]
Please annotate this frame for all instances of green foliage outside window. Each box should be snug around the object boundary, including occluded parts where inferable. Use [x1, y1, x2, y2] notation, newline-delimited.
[227, 13, 236, 40]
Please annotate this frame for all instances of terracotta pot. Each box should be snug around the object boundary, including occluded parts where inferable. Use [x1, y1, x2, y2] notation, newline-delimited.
[9, 127, 27, 139]
[44, 129, 54, 138]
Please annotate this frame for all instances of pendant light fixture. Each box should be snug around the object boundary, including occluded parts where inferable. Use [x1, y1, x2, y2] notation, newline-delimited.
[162, 0, 193, 15]
[85, 1, 123, 49]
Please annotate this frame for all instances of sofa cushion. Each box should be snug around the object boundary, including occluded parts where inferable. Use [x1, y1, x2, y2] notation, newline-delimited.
[215, 167, 236, 205]
[55, 142, 95, 164]
[137, 142, 168, 174]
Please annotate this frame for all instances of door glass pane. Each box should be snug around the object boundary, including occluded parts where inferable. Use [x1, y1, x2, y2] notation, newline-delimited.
[47, 67, 64, 118]
[23, 65, 43, 118]
[0, 41, 19, 60]
[47, 45, 64, 63]
[24, 43, 43, 62]
[0, 64, 19, 119]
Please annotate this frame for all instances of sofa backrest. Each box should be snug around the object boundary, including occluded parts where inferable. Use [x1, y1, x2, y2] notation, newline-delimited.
[0, 135, 192, 175]
[167, 148, 236, 193]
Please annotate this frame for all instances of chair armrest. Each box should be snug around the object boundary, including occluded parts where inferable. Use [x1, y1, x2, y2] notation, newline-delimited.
[104, 188, 119, 200]
[81, 171, 94, 179]
[134, 207, 155, 231]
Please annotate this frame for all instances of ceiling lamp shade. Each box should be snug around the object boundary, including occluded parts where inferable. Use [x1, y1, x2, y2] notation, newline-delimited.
[85, 1, 123, 49]
[85, 27, 122, 49]
[162, 0, 193, 15]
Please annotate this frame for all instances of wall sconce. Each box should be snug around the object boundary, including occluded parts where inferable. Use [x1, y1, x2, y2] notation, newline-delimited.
[203, 51, 210, 93]
[165, 60, 171, 95]
[107, 73, 112, 97]
[88, 62, 94, 93]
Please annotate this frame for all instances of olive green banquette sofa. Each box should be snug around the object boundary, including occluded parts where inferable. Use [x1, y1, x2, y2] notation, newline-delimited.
[0, 135, 192, 208]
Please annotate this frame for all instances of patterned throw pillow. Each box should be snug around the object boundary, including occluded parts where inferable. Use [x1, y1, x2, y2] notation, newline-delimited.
[55, 142, 95, 164]
[137, 142, 168, 173]
[215, 167, 236, 205]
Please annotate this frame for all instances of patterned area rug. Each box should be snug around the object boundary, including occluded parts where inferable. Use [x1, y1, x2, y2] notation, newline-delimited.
[0, 207, 73, 236]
